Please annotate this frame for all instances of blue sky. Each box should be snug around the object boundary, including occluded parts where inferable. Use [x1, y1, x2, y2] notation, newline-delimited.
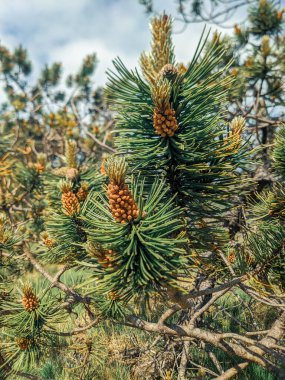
[0, 0, 283, 87]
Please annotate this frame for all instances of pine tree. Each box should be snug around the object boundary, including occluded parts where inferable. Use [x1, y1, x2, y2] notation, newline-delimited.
[200, 0, 285, 176]
[230, 0, 285, 170]
[0, 10, 285, 380]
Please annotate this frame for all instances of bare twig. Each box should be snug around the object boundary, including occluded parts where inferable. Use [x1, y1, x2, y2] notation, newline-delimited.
[50, 317, 100, 337]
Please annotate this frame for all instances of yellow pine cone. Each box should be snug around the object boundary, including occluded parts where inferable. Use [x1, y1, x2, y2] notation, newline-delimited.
[165, 371, 172, 380]
[62, 190, 80, 216]
[100, 162, 106, 175]
[246, 253, 255, 265]
[43, 237, 55, 248]
[228, 250, 236, 264]
[33, 163, 45, 173]
[245, 57, 254, 68]
[76, 187, 88, 201]
[97, 249, 114, 268]
[34, 153, 46, 173]
[86, 242, 114, 268]
[22, 287, 39, 311]
[100, 154, 109, 176]
[107, 181, 139, 224]
[234, 24, 241, 36]
[231, 67, 239, 76]
[277, 9, 285, 20]
[41, 231, 55, 248]
[153, 106, 178, 137]
[76, 182, 89, 202]
[16, 337, 33, 350]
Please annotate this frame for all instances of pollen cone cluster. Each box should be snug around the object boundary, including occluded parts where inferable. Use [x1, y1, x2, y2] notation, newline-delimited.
[16, 337, 33, 350]
[86, 242, 115, 268]
[97, 249, 114, 268]
[228, 249, 236, 264]
[22, 286, 39, 311]
[43, 237, 55, 248]
[277, 9, 285, 20]
[33, 153, 47, 173]
[234, 24, 241, 36]
[153, 106, 178, 137]
[60, 181, 80, 217]
[100, 162, 106, 175]
[76, 182, 89, 202]
[105, 156, 139, 224]
[41, 231, 55, 248]
[108, 182, 139, 223]
[100, 153, 109, 175]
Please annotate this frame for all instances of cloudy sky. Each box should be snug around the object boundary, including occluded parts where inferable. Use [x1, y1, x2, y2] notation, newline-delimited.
[0, 0, 281, 87]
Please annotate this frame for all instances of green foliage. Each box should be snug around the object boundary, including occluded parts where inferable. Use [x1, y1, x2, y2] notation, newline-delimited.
[106, 28, 249, 257]
[0, 5, 284, 379]
[83, 178, 188, 301]
[249, 0, 284, 36]
[273, 127, 285, 180]
[39, 62, 62, 88]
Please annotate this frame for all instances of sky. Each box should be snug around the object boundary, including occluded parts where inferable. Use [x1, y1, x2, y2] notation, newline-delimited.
[0, 0, 283, 87]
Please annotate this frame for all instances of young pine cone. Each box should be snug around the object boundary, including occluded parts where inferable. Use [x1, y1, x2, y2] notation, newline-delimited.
[107, 182, 139, 224]
[22, 286, 39, 311]
[153, 106, 178, 137]
[159, 63, 178, 82]
[62, 191, 80, 216]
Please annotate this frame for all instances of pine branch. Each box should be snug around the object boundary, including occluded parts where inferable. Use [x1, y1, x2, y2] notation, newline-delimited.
[50, 317, 100, 337]
[123, 311, 285, 376]
[24, 249, 93, 310]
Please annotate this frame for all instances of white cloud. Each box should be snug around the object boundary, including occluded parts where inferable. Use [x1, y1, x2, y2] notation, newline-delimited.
[49, 37, 139, 86]
[0, 0, 252, 87]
